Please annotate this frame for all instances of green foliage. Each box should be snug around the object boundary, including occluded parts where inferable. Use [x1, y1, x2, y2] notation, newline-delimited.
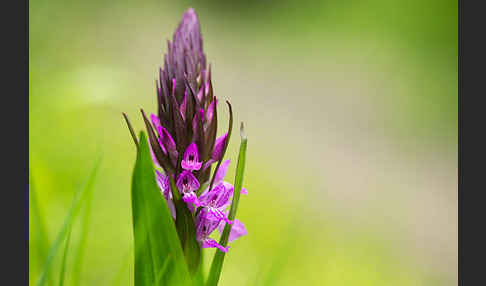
[130, 132, 191, 286]
[71, 160, 97, 286]
[110, 247, 133, 286]
[168, 176, 202, 275]
[29, 171, 49, 278]
[206, 123, 248, 286]
[58, 227, 72, 286]
[36, 157, 101, 286]
[35, 158, 101, 286]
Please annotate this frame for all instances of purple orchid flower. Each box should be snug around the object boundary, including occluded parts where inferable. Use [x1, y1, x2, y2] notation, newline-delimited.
[176, 170, 201, 208]
[196, 208, 229, 252]
[181, 143, 202, 171]
[198, 184, 233, 225]
[201, 159, 249, 199]
[124, 8, 248, 254]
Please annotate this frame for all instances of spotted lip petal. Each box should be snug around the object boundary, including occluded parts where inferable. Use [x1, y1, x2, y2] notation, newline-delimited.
[176, 170, 200, 193]
[195, 208, 229, 252]
[182, 191, 201, 209]
[195, 208, 220, 239]
[181, 143, 202, 171]
[199, 184, 227, 208]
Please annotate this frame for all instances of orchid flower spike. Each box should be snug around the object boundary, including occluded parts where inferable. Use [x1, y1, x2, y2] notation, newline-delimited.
[124, 8, 248, 253]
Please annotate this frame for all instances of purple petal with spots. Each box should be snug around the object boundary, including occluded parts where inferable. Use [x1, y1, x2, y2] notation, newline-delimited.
[195, 208, 229, 252]
[207, 207, 232, 225]
[176, 170, 200, 193]
[202, 238, 229, 252]
[195, 208, 220, 239]
[181, 143, 202, 171]
[182, 191, 200, 209]
[198, 184, 226, 208]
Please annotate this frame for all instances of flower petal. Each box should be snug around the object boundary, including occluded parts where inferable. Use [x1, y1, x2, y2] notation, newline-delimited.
[218, 218, 247, 243]
[182, 191, 200, 208]
[176, 170, 200, 193]
[181, 142, 202, 171]
[155, 170, 170, 198]
[202, 238, 229, 252]
[211, 133, 228, 161]
[213, 159, 230, 186]
[207, 207, 232, 225]
[195, 208, 220, 240]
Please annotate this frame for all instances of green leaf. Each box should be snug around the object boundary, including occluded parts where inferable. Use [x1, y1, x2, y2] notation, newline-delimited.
[58, 227, 72, 286]
[71, 158, 97, 286]
[168, 176, 202, 275]
[29, 171, 50, 280]
[36, 156, 102, 286]
[206, 123, 248, 286]
[131, 132, 191, 286]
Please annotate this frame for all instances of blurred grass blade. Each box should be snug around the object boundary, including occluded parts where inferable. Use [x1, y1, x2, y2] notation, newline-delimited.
[111, 247, 133, 286]
[206, 122, 248, 286]
[71, 160, 97, 286]
[253, 225, 299, 286]
[29, 170, 50, 278]
[58, 227, 72, 286]
[36, 157, 102, 286]
[131, 132, 191, 286]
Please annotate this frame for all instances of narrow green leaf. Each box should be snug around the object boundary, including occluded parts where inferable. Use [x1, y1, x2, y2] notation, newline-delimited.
[29, 170, 50, 279]
[131, 132, 191, 286]
[58, 227, 72, 286]
[206, 122, 248, 286]
[36, 156, 102, 286]
[155, 255, 172, 285]
[70, 159, 97, 286]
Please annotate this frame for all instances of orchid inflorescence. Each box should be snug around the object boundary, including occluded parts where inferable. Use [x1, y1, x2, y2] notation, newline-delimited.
[125, 8, 247, 254]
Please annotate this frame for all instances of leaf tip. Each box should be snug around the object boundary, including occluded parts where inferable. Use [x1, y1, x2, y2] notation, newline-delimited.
[240, 122, 246, 140]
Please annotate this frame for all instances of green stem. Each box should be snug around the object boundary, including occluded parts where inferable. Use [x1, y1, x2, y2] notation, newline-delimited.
[206, 122, 247, 286]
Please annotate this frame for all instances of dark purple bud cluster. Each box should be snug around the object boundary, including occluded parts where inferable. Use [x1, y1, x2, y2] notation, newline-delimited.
[142, 8, 230, 188]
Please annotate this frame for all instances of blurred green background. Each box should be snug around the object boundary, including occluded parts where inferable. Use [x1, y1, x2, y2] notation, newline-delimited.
[29, 0, 457, 285]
